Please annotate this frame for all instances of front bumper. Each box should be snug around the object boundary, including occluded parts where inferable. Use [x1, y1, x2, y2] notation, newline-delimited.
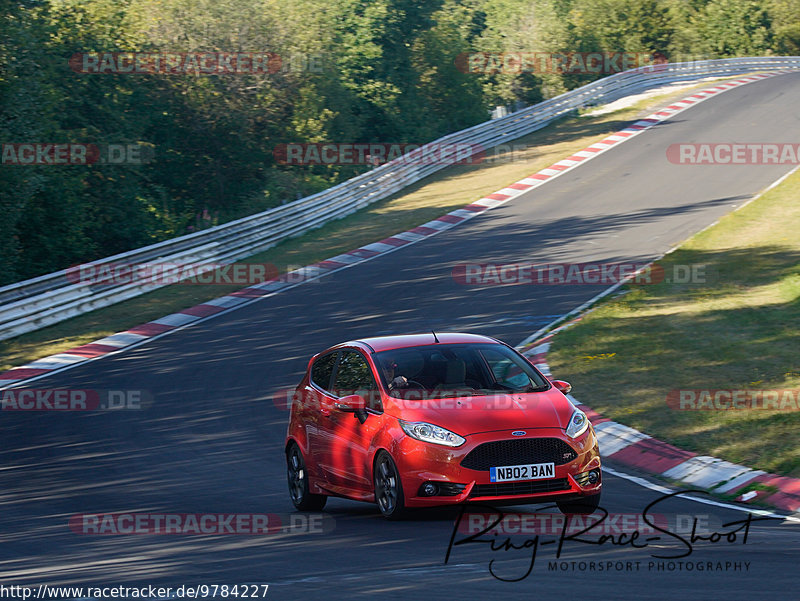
[392, 426, 601, 508]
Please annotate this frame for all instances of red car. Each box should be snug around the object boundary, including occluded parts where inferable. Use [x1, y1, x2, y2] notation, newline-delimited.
[285, 333, 601, 519]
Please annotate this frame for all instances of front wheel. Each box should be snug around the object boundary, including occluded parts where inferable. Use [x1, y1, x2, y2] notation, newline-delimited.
[557, 491, 601, 515]
[286, 443, 327, 511]
[373, 451, 408, 520]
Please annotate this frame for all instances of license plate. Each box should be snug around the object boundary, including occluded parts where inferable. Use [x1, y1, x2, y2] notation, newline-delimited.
[489, 462, 555, 482]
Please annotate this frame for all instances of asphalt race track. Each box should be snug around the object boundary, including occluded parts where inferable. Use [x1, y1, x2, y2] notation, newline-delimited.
[2, 72, 800, 601]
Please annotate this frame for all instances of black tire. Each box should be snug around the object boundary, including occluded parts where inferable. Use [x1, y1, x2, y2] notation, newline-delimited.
[557, 491, 601, 515]
[286, 443, 327, 511]
[373, 451, 408, 520]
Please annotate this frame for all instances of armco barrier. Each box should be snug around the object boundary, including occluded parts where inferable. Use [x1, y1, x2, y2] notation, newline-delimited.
[1, 57, 799, 342]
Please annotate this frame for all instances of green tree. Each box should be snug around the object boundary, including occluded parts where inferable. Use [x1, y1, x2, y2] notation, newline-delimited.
[692, 0, 774, 56]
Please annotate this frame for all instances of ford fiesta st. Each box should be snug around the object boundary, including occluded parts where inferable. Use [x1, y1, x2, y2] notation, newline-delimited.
[285, 333, 601, 519]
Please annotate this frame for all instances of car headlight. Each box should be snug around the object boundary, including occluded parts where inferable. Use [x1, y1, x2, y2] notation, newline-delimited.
[399, 420, 465, 447]
[565, 408, 589, 438]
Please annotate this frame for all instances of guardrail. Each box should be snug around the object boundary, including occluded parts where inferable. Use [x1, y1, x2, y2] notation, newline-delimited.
[2, 56, 799, 342]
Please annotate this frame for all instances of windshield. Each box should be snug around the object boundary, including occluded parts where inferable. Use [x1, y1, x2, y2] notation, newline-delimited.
[374, 343, 550, 399]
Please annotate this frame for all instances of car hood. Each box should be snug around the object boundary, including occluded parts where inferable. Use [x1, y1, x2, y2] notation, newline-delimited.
[385, 389, 577, 436]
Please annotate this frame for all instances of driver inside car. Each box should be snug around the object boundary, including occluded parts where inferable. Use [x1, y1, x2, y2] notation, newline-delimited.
[382, 360, 409, 391]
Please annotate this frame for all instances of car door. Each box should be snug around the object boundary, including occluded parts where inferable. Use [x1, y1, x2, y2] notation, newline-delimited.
[303, 351, 339, 477]
[317, 349, 383, 495]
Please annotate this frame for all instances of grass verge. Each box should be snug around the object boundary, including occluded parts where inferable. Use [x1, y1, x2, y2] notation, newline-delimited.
[0, 76, 750, 372]
[548, 167, 800, 478]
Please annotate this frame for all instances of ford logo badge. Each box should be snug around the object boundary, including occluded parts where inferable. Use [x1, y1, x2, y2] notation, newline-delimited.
[511, 430, 526, 436]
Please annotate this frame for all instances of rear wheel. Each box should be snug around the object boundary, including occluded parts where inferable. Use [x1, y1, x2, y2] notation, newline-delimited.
[286, 443, 327, 511]
[557, 491, 601, 515]
[373, 451, 408, 520]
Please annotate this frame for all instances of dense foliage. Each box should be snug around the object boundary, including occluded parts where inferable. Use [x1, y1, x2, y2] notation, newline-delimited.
[1, 0, 798, 284]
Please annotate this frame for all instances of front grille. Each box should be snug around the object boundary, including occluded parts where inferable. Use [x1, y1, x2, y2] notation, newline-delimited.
[461, 438, 577, 471]
[437, 482, 467, 496]
[470, 478, 570, 498]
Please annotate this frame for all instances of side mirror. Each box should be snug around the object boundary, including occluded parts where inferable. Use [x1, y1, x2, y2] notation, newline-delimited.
[335, 394, 369, 424]
[551, 380, 572, 395]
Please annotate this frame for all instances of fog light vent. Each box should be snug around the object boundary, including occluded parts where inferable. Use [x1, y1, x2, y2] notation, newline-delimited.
[418, 481, 466, 497]
[421, 482, 438, 496]
[575, 468, 601, 487]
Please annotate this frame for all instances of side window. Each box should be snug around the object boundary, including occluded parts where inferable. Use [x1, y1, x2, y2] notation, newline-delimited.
[311, 352, 338, 392]
[482, 348, 529, 389]
[334, 351, 382, 411]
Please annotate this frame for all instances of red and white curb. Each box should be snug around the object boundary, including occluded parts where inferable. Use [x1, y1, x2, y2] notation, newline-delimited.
[518, 326, 800, 514]
[0, 70, 790, 391]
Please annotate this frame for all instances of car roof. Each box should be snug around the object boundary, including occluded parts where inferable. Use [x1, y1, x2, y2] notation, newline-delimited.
[347, 332, 501, 353]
